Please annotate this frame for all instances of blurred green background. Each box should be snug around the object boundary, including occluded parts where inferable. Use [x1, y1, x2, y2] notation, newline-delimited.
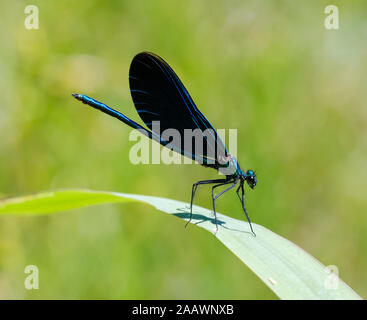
[0, 1, 366, 299]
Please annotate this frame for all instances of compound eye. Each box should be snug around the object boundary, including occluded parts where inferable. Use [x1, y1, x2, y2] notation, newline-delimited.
[250, 176, 257, 186]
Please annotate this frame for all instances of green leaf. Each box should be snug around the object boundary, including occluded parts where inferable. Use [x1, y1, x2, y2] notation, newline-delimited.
[0, 189, 362, 300]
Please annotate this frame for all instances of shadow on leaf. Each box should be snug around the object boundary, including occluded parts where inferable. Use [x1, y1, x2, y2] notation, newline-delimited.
[174, 207, 250, 234]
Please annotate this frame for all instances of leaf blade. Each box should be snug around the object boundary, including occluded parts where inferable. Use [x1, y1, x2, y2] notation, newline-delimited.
[0, 189, 362, 300]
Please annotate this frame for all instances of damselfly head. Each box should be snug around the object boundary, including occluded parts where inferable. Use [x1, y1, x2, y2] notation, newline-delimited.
[244, 170, 257, 189]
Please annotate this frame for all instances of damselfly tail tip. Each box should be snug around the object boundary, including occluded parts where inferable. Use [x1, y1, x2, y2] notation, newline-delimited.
[72, 93, 82, 100]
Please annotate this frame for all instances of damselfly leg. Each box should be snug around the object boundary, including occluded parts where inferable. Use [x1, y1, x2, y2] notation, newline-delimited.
[236, 182, 256, 237]
[211, 181, 237, 233]
[186, 178, 229, 228]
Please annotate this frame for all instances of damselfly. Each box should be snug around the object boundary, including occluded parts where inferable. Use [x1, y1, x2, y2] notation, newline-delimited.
[73, 52, 257, 236]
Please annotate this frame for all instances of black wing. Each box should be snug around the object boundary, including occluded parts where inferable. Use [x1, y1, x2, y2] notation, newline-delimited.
[129, 52, 228, 169]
